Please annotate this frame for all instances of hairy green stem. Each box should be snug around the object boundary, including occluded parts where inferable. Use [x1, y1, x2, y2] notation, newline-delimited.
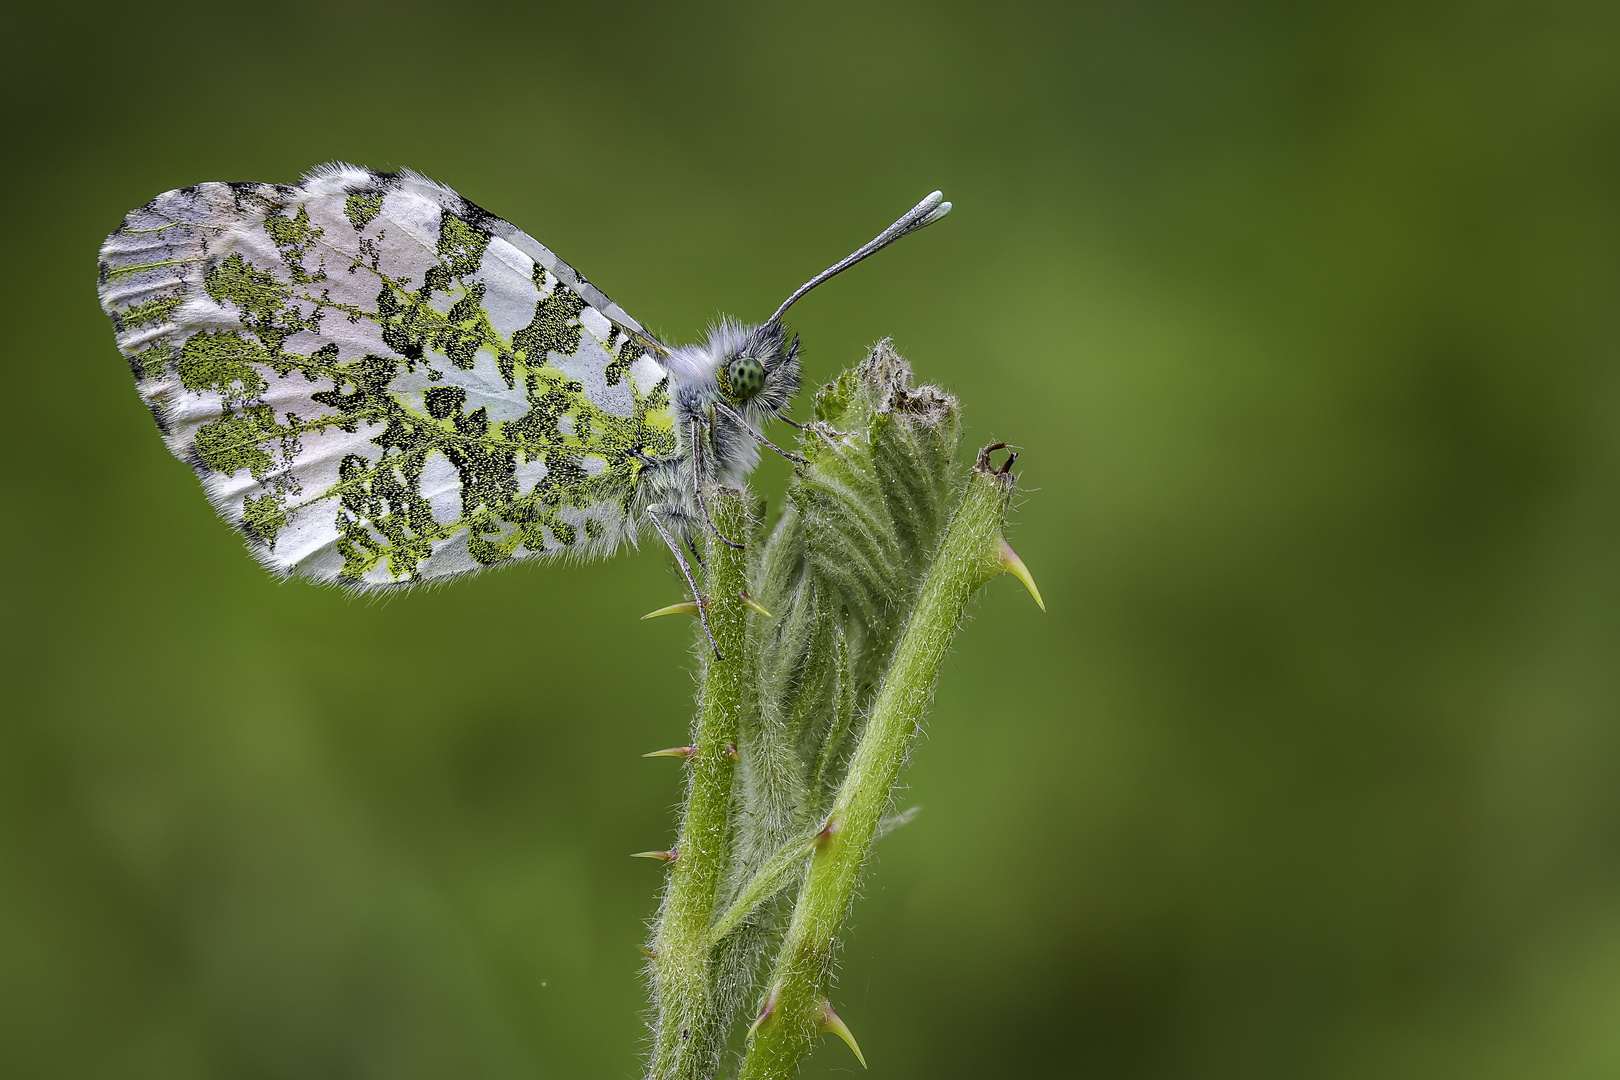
[647, 489, 756, 1080]
[807, 629, 855, 811]
[708, 833, 816, 947]
[737, 451, 1019, 1079]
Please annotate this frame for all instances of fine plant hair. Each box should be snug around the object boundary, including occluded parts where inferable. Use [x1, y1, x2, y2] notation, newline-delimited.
[639, 340, 1040, 1080]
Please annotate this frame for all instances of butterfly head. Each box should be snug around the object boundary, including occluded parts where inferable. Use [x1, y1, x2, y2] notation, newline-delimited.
[714, 319, 800, 414]
[666, 319, 801, 433]
[660, 319, 800, 487]
[719, 354, 765, 401]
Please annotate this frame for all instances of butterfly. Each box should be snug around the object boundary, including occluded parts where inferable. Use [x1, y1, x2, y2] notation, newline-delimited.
[97, 163, 950, 643]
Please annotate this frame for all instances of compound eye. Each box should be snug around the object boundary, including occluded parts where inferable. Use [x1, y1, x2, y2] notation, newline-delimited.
[723, 355, 766, 400]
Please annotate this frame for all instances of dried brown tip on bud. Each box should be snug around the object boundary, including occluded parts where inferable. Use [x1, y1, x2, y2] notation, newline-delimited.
[631, 849, 678, 863]
[739, 590, 773, 617]
[818, 999, 867, 1068]
[998, 538, 1045, 611]
[643, 745, 697, 760]
[641, 601, 701, 620]
[638, 944, 658, 959]
[974, 440, 1020, 476]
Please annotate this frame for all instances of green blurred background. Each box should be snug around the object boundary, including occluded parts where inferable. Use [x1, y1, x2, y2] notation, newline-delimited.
[4, 0, 1619, 1076]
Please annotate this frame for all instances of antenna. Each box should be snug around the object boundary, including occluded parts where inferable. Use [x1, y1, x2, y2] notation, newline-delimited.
[767, 191, 952, 325]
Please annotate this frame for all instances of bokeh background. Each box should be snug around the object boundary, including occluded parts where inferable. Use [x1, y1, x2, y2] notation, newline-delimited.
[4, 1, 1619, 1076]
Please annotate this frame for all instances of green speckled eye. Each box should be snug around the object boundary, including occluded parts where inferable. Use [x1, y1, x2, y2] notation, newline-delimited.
[723, 355, 767, 400]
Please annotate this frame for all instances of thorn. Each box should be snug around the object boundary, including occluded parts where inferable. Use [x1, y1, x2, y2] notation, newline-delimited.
[747, 994, 777, 1038]
[643, 745, 696, 760]
[639, 944, 658, 959]
[739, 590, 773, 617]
[998, 537, 1045, 611]
[631, 849, 678, 862]
[642, 600, 700, 620]
[726, 742, 739, 762]
[818, 999, 867, 1068]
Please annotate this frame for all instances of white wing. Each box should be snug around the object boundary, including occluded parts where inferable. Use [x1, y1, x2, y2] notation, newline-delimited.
[98, 163, 677, 588]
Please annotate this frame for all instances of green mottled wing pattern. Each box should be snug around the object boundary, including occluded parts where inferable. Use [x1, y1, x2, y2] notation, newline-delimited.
[98, 163, 678, 588]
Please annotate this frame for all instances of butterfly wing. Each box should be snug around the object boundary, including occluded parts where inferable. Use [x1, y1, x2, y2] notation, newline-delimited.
[98, 163, 678, 588]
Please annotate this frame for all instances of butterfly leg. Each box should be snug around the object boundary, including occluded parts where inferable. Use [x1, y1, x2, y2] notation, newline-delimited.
[769, 404, 855, 447]
[647, 504, 723, 661]
[692, 481, 745, 550]
[714, 401, 808, 466]
[690, 418, 745, 549]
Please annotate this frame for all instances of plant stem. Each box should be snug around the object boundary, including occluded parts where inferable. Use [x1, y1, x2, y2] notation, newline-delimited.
[737, 450, 1020, 1079]
[807, 627, 855, 811]
[708, 833, 816, 947]
[647, 488, 755, 1080]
